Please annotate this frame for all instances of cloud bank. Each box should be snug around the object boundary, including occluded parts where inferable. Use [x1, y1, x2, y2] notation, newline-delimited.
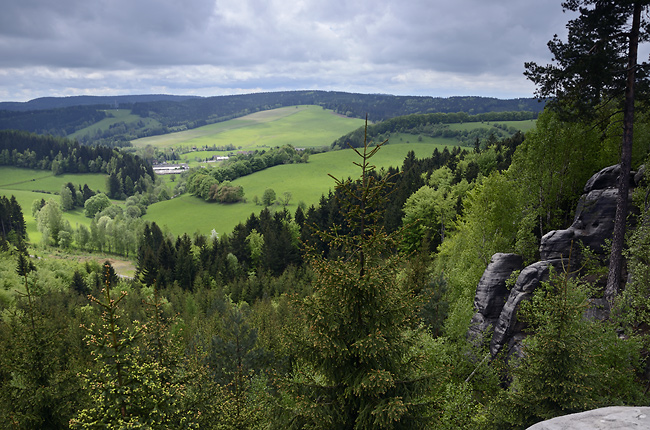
[0, 0, 571, 101]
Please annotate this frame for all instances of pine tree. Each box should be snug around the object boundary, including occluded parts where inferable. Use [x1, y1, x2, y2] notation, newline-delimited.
[0, 248, 76, 429]
[281, 122, 429, 429]
[525, 0, 650, 305]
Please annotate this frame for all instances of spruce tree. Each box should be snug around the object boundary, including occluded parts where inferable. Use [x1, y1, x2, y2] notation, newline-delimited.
[281, 122, 428, 429]
[0, 249, 76, 429]
[71, 262, 200, 429]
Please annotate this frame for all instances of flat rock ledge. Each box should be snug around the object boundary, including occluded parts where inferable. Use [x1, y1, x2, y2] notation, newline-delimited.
[526, 406, 650, 430]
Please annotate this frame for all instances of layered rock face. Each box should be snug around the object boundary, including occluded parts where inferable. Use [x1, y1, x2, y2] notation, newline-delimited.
[469, 165, 640, 357]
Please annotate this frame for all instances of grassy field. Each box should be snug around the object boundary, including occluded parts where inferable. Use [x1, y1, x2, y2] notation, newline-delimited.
[131, 106, 366, 151]
[143, 139, 456, 237]
[69, 109, 161, 140]
[0, 167, 108, 194]
[446, 119, 536, 133]
[499, 119, 537, 132]
[0, 167, 111, 243]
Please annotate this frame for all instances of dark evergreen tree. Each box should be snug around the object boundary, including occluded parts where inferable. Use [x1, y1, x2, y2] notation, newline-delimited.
[70, 269, 90, 296]
[174, 234, 196, 290]
[281, 123, 429, 429]
[106, 172, 122, 199]
[0, 250, 76, 429]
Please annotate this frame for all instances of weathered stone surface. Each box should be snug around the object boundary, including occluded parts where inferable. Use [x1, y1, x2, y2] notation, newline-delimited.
[490, 259, 565, 356]
[469, 164, 640, 358]
[540, 187, 619, 261]
[583, 164, 622, 193]
[526, 406, 650, 430]
[468, 253, 524, 344]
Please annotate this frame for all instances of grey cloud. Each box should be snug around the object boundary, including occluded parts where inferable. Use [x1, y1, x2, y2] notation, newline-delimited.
[0, 0, 572, 101]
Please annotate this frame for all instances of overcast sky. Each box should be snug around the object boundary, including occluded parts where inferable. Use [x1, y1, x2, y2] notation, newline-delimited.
[0, 0, 573, 102]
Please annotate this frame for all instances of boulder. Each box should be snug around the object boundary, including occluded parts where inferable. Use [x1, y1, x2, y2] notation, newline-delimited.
[583, 164, 624, 193]
[539, 187, 619, 261]
[539, 164, 628, 262]
[526, 406, 650, 430]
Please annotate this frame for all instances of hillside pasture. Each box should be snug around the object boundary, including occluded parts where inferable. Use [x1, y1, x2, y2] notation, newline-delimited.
[0, 167, 111, 242]
[446, 119, 536, 133]
[131, 105, 366, 151]
[498, 119, 537, 132]
[69, 109, 161, 140]
[144, 140, 456, 237]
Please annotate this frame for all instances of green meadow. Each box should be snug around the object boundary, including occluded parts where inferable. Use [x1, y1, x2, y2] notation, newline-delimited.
[69, 109, 161, 140]
[131, 105, 366, 151]
[1, 107, 537, 240]
[0, 167, 110, 242]
[143, 140, 455, 237]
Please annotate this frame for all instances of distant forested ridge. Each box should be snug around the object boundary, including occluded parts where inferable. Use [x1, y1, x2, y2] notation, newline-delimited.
[0, 91, 544, 144]
[0, 94, 200, 111]
[333, 110, 536, 148]
[0, 106, 109, 137]
[0, 130, 153, 198]
[128, 91, 544, 125]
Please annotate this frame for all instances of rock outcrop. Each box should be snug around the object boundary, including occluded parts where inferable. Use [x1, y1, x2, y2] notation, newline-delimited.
[525, 406, 650, 430]
[539, 164, 628, 261]
[467, 253, 523, 347]
[469, 165, 640, 357]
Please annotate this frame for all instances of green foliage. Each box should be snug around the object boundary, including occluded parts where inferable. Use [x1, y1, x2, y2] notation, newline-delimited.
[35, 198, 72, 246]
[0, 250, 80, 429]
[524, 1, 649, 121]
[333, 111, 538, 149]
[500, 271, 644, 428]
[71, 262, 200, 429]
[435, 172, 523, 340]
[402, 166, 472, 253]
[615, 171, 650, 340]
[0, 195, 27, 247]
[83, 193, 112, 218]
[262, 188, 276, 207]
[59, 183, 75, 211]
[281, 127, 429, 429]
[508, 109, 614, 236]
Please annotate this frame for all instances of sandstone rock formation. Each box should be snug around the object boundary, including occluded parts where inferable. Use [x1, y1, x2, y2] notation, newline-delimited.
[525, 406, 650, 430]
[467, 253, 523, 346]
[469, 165, 640, 357]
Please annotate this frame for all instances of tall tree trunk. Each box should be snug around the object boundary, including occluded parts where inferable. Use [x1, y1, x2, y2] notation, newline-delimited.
[606, 2, 642, 307]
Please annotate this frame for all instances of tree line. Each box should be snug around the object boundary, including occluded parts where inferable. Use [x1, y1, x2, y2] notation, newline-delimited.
[332, 111, 534, 149]
[181, 145, 308, 203]
[0, 130, 154, 198]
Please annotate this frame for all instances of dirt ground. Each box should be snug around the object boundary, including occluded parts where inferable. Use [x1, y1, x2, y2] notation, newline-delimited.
[44, 251, 137, 278]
